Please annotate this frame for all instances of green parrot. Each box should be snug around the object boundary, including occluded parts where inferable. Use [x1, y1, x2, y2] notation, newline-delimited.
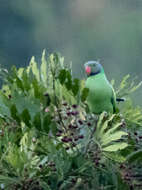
[84, 61, 117, 114]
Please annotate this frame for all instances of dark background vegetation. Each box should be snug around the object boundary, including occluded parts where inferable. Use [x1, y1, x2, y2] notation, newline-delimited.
[0, 0, 142, 103]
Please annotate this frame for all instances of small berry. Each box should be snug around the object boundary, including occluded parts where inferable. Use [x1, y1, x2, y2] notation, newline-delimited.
[68, 138, 72, 142]
[71, 178, 76, 183]
[120, 164, 125, 169]
[71, 111, 79, 116]
[68, 124, 73, 129]
[87, 122, 91, 127]
[67, 112, 71, 116]
[74, 136, 79, 141]
[8, 95, 12, 99]
[44, 93, 49, 97]
[56, 132, 61, 137]
[72, 104, 78, 109]
[65, 147, 70, 150]
[73, 125, 78, 129]
[95, 159, 99, 166]
[58, 129, 63, 133]
[134, 132, 138, 136]
[39, 164, 42, 168]
[78, 135, 84, 139]
[28, 179, 33, 184]
[62, 137, 69, 143]
[35, 181, 39, 185]
[62, 102, 68, 106]
[78, 120, 83, 125]
[72, 142, 76, 147]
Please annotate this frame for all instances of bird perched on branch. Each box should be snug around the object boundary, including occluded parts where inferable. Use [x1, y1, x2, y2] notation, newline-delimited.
[84, 61, 117, 114]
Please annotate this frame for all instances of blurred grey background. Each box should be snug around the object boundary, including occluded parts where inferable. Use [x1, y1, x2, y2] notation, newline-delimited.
[0, 0, 142, 103]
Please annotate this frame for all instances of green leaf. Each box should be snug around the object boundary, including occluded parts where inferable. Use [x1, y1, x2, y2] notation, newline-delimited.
[127, 149, 142, 163]
[72, 78, 80, 96]
[29, 56, 40, 81]
[21, 109, 31, 127]
[15, 76, 24, 91]
[12, 92, 40, 119]
[120, 74, 130, 89]
[22, 70, 31, 91]
[65, 71, 72, 90]
[32, 78, 41, 99]
[102, 131, 128, 146]
[104, 152, 126, 163]
[94, 113, 128, 154]
[99, 114, 116, 135]
[42, 114, 51, 133]
[10, 104, 21, 123]
[0, 94, 10, 117]
[41, 50, 48, 84]
[102, 143, 128, 152]
[104, 123, 122, 136]
[81, 88, 89, 102]
[58, 69, 66, 84]
[33, 112, 41, 130]
[50, 121, 57, 136]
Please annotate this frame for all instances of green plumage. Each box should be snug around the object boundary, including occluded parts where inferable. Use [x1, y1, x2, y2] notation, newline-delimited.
[85, 61, 116, 114]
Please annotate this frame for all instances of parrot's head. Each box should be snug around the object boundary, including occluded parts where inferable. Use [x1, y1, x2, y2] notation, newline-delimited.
[84, 61, 104, 76]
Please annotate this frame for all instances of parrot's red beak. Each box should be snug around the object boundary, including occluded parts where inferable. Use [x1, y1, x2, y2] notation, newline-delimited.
[85, 66, 91, 75]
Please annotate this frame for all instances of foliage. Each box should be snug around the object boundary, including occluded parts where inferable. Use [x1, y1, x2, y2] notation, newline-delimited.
[0, 51, 141, 189]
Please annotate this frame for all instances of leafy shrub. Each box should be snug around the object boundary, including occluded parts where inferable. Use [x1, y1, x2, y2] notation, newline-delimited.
[0, 51, 141, 189]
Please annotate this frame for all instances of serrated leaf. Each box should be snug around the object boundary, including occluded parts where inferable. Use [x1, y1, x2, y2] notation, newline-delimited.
[103, 143, 128, 152]
[96, 112, 107, 130]
[102, 131, 128, 146]
[17, 67, 24, 78]
[41, 50, 47, 84]
[32, 78, 41, 99]
[29, 56, 40, 81]
[104, 123, 122, 137]
[16, 76, 24, 91]
[104, 152, 126, 163]
[120, 74, 130, 89]
[129, 81, 142, 93]
[22, 70, 31, 91]
[99, 114, 116, 135]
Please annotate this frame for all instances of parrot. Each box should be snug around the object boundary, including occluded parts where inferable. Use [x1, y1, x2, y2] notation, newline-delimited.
[84, 61, 117, 114]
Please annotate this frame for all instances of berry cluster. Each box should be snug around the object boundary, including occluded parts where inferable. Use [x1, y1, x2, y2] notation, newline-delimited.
[13, 180, 43, 190]
[55, 102, 86, 149]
